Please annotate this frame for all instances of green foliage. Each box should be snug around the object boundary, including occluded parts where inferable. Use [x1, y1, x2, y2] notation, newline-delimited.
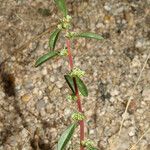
[70, 68, 85, 78]
[64, 75, 75, 93]
[71, 112, 85, 121]
[35, 51, 58, 67]
[75, 32, 104, 40]
[35, 0, 104, 149]
[57, 123, 77, 150]
[82, 140, 98, 150]
[54, 0, 68, 17]
[49, 29, 61, 50]
[76, 76, 88, 97]
[64, 75, 88, 97]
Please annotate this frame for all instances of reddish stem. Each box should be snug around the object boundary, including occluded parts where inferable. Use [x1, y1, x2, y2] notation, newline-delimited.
[66, 39, 84, 150]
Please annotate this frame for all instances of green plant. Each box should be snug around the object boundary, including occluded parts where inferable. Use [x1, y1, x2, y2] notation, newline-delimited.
[35, 0, 103, 149]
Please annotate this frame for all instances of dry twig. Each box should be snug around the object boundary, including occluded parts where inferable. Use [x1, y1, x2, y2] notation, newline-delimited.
[129, 127, 150, 150]
[119, 51, 150, 135]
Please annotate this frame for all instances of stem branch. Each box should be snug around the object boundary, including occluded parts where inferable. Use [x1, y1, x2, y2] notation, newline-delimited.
[66, 39, 84, 150]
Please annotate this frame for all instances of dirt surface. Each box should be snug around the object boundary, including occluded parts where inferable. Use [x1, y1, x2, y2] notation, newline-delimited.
[0, 0, 150, 150]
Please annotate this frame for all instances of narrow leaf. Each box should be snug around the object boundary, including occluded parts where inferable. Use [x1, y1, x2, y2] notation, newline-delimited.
[49, 29, 61, 50]
[75, 32, 103, 40]
[54, 0, 68, 17]
[76, 76, 88, 97]
[35, 51, 58, 67]
[64, 75, 75, 93]
[58, 123, 76, 150]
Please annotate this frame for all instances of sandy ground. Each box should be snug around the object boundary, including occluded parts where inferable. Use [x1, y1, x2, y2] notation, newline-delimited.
[0, 0, 150, 150]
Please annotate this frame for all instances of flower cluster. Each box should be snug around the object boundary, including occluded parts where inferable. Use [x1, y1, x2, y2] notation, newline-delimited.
[65, 31, 76, 38]
[82, 139, 97, 150]
[66, 94, 77, 102]
[70, 67, 85, 78]
[57, 15, 72, 29]
[71, 112, 85, 121]
[59, 48, 68, 56]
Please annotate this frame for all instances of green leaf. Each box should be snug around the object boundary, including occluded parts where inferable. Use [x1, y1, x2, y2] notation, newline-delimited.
[54, 0, 68, 17]
[76, 76, 88, 97]
[64, 75, 75, 93]
[58, 123, 76, 150]
[75, 32, 104, 40]
[35, 51, 58, 67]
[49, 29, 61, 50]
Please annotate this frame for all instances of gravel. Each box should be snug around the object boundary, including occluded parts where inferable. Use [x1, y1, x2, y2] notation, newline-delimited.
[0, 0, 150, 150]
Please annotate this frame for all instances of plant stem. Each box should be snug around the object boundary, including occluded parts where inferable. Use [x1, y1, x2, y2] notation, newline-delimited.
[66, 39, 84, 150]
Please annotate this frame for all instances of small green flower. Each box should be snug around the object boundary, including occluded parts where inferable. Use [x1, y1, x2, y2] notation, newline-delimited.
[65, 31, 76, 38]
[57, 24, 63, 29]
[71, 112, 85, 121]
[82, 139, 97, 150]
[60, 15, 72, 29]
[66, 15, 72, 22]
[62, 22, 71, 29]
[59, 48, 68, 56]
[70, 68, 85, 78]
[66, 94, 77, 102]
[62, 15, 72, 23]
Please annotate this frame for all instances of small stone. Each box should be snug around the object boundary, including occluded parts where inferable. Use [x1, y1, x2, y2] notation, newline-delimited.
[109, 49, 113, 55]
[111, 89, 119, 96]
[44, 43, 48, 49]
[123, 120, 131, 128]
[137, 109, 144, 114]
[135, 39, 144, 48]
[122, 112, 130, 120]
[104, 5, 111, 11]
[42, 68, 47, 75]
[89, 129, 95, 135]
[21, 94, 32, 102]
[128, 127, 136, 137]
[56, 81, 63, 88]
[36, 99, 46, 110]
[46, 103, 54, 114]
[64, 108, 71, 117]
[131, 56, 141, 68]
[40, 108, 46, 116]
[20, 128, 29, 138]
[50, 128, 57, 138]
[50, 76, 56, 82]
[0, 91, 5, 99]
[142, 87, 150, 101]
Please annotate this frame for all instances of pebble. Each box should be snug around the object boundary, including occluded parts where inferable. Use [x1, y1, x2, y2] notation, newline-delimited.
[104, 4, 111, 11]
[56, 81, 63, 88]
[142, 87, 150, 101]
[131, 56, 141, 68]
[21, 94, 32, 102]
[20, 128, 29, 138]
[128, 127, 136, 137]
[89, 129, 95, 135]
[1, 0, 149, 149]
[40, 108, 46, 117]
[42, 68, 48, 75]
[50, 75, 56, 82]
[46, 103, 54, 114]
[111, 89, 119, 96]
[36, 99, 46, 110]
[64, 108, 72, 117]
